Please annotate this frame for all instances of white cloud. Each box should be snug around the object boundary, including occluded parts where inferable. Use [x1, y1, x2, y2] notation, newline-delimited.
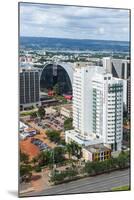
[19, 3, 130, 41]
[98, 27, 105, 34]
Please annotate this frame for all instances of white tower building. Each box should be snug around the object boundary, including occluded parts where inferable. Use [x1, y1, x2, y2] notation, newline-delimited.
[66, 63, 123, 151]
[102, 57, 112, 73]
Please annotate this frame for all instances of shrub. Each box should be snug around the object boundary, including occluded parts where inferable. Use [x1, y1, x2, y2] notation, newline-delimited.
[34, 165, 42, 172]
[46, 130, 61, 143]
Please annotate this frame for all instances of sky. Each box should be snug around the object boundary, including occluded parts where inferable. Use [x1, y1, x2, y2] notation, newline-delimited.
[19, 3, 130, 41]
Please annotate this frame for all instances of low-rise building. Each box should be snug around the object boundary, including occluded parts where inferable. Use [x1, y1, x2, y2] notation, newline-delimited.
[82, 144, 111, 162]
[60, 104, 72, 118]
[19, 121, 36, 140]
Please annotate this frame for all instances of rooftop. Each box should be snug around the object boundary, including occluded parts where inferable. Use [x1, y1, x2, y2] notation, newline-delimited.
[65, 130, 103, 146]
[74, 62, 95, 68]
[84, 143, 111, 153]
[61, 104, 72, 110]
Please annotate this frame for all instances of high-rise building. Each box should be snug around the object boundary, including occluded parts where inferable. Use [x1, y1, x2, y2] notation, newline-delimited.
[112, 59, 130, 79]
[127, 76, 131, 116]
[102, 57, 112, 73]
[66, 63, 123, 151]
[102, 57, 130, 79]
[20, 66, 40, 110]
[103, 57, 130, 112]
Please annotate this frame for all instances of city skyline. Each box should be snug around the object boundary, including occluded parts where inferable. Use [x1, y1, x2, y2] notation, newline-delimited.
[20, 3, 130, 41]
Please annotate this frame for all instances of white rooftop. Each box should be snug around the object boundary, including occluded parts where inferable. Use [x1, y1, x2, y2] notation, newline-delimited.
[65, 129, 103, 146]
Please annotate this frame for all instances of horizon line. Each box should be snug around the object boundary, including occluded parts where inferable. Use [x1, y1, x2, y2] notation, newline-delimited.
[20, 35, 129, 43]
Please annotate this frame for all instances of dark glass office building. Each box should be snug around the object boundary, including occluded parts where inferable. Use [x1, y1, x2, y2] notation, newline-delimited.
[20, 68, 40, 110]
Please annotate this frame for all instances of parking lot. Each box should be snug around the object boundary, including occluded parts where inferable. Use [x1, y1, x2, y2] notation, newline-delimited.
[31, 138, 49, 151]
[19, 106, 67, 159]
[36, 112, 65, 131]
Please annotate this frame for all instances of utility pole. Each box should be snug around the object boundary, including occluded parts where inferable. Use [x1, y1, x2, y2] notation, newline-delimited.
[51, 148, 55, 175]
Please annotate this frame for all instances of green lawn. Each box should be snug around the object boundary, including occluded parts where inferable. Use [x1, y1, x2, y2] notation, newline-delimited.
[20, 110, 37, 116]
[112, 185, 130, 191]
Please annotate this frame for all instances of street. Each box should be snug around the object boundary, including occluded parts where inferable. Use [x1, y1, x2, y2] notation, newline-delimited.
[21, 168, 130, 197]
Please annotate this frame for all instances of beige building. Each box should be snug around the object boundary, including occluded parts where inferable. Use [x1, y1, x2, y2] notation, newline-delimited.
[60, 104, 72, 118]
[82, 144, 111, 162]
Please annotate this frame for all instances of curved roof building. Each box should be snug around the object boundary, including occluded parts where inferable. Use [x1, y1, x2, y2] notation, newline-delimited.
[40, 62, 74, 95]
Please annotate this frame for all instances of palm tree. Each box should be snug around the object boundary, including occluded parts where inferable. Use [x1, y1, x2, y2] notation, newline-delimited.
[66, 143, 73, 159]
[37, 106, 46, 120]
[66, 142, 82, 160]
[70, 141, 82, 159]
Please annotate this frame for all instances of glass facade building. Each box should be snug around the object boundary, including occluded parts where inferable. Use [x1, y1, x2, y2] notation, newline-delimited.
[40, 64, 72, 95]
[20, 68, 40, 109]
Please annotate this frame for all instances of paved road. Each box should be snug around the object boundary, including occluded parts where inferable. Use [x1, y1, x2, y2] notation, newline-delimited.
[22, 169, 130, 197]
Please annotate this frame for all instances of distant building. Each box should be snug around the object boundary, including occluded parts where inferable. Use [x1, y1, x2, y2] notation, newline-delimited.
[102, 57, 112, 73]
[19, 55, 34, 63]
[103, 57, 130, 79]
[40, 62, 73, 95]
[66, 63, 123, 152]
[103, 57, 130, 112]
[112, 59, 130, 79]
[82, 144, 111, 162]
[20, 66, 40, 110]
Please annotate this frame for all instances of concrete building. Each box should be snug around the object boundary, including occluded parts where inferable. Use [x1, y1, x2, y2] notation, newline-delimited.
[20, 66, 40, 110]
[127, 76, 131, 116]
[103, 57, 130, 79]
[103, 57, 130, 112]
[40, 62, 74, 95]
[82, 144, 111, 162]
[102, 57, 112, 73]
[66, 63, 123, 152]
[60, 104, 72, 118]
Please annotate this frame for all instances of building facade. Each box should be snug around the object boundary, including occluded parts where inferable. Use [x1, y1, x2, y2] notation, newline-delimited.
[127, 76, 131, 116]
[82, 144, 111, 162]
[20, 67, 40, 110]
[67, 63, 123, 151]
[103, 57, 130, 112]
[40, 62, 73, 95]
[60, 104, 72, 118]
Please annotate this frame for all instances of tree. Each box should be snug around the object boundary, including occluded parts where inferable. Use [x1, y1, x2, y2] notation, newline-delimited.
[37, 106, 46, 119]
[31, 156, 38, 167]
[84, 161, 95, 175]
[34, 165, 42, 172]
[46, 130, 61, 143]
[53, 146, 65, 163]
[37, 151, 52, 167]
[66, 143, 73, 159]
[84, 151, 130, 177]
[50, 168, 78, 184]
[20, 164, 32, 181]
[20, 151, 29, 164]
[50, 171, 65, 183]
[30, 111, 37, 118]
[53, 83, 60, 95]
[64, 118, 73, 131]
[70, 142, 82, 159]
[117, 151, 129, 169]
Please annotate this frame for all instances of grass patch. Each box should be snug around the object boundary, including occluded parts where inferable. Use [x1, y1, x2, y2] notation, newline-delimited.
[20, 111, 37, 117]
[112, 185, 130, 191]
